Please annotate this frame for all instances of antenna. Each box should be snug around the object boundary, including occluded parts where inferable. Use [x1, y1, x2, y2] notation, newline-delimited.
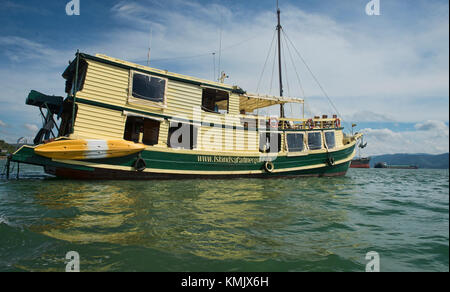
[147, 27, 153, 66]
[212, 52, 216, 81]
[217, 13, 223, 82]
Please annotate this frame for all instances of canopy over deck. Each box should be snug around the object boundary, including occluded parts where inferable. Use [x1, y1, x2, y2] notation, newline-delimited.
[239, 93, 304, 112]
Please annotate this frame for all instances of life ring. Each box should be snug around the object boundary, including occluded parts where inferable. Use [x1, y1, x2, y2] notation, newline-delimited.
[264, 161, 274, 173]
[306, 119, 314, 129]
[326, 155, 335, 166]
[134, 157, 146, 172]
[269, 117, 279, 129]
[334, 118, 341, 128]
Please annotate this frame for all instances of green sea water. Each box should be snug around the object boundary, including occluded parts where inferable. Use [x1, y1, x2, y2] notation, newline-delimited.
[0, 163, 448, 272]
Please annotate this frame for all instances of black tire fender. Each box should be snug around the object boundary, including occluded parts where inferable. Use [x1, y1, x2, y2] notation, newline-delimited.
[134, 157, 146, 172]
[326, 155, 335, 166]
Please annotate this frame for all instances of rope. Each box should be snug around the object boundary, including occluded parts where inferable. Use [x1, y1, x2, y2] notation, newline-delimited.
[217, 13, 223, 81]
[282, 30, 310, 120]
[281, 32, 290, 98]
[256, 30, 277, 115]
[136, 34, 262, 64]
[256, 29, 277, 94]
[282, 29, 350, 129]
[212, 52, 216, 81]
[282, 30, 306, 99]
[269, 38, 278, 96]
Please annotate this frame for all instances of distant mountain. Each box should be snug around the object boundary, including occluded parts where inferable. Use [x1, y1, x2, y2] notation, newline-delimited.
[369, 153, 449, 169]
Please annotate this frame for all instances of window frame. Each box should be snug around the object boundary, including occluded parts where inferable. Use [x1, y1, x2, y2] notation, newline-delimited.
[324, 130, 336, 150]
[307, 131, 323, 151]
[128, 70, 168, 109]
[201, 87, 230, 114]
[285, 132, 306, 153]
[123, 116, 161, 146]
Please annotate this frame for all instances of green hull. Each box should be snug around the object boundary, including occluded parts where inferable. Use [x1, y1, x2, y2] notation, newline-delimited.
[11, 145, 355, 179]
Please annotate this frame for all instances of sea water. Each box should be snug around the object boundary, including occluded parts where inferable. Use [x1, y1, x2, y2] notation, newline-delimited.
[0, 163, 448, 272]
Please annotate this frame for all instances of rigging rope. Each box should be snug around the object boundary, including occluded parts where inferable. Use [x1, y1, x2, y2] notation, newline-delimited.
[281, 32, 290, 98]
[280, 32, 294, 117]
[269, 37, 278, 96]
[282, 28, 350, 129]
[137, 34, 261, 64]
[281, 31, 313, 119]
[282, 31, 306, 99]
[256, 29, 277, 94]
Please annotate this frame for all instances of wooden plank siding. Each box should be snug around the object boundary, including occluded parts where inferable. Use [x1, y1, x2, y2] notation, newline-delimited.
[73, 58, 260, 152]
[71, 57, 342, 154]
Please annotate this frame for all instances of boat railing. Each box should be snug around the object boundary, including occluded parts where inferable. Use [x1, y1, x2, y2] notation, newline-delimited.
[239, 114, 341, 130]
[278, 117, 341, 130]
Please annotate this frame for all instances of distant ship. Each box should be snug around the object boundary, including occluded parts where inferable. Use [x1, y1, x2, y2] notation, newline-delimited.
[350, 157, 371, 168]
[374, 162, 418, 169]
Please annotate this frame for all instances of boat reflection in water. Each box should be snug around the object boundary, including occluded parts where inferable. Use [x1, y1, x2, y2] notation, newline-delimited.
[29, 178, 358, 269]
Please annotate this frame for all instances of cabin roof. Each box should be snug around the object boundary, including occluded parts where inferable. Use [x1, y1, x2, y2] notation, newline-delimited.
[63, 52, 305, 112]
[64, 52, 246, 94]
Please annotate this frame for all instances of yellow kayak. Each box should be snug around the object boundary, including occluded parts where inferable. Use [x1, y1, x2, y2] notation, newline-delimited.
[34, 139, 145, 160]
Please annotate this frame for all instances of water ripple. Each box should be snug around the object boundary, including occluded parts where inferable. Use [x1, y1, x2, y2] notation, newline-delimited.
[0, 166, 448, 271]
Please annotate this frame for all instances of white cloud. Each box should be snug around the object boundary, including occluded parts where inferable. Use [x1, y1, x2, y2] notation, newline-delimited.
[346, 110, 397, 123]
[101, 0, 449, 122]
[414, 120, 449, 132]
[0, 120, 6, 127]
[0, 36, 70, 67]
[24, 123, 39, 132]
[361, 120, 449, 155]
[0, 0, 448, 144]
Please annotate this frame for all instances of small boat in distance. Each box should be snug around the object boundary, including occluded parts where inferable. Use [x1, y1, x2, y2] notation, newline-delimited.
[350, 157, 371, 168]
[8, 6, 362, 179]
[374, 162, 418, 169]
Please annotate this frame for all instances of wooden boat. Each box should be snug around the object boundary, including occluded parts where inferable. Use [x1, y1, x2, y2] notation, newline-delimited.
[374, 162, 418, 169]
[10, 7, 362, 180]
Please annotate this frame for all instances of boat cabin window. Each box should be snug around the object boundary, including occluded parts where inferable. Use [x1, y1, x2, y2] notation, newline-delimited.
[201, 88, 229, 114]
[286, 133, 305, 152]
[124, 116, 160, 146]
[167, 122, 198, 150]
[307, 132, 322, 150]
[130, 71, 167, 104]
[259, 132, 281, 153]
[324, 131, 336, 149]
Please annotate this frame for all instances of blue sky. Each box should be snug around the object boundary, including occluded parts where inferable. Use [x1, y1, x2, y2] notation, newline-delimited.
[0, 0, 448, 155]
